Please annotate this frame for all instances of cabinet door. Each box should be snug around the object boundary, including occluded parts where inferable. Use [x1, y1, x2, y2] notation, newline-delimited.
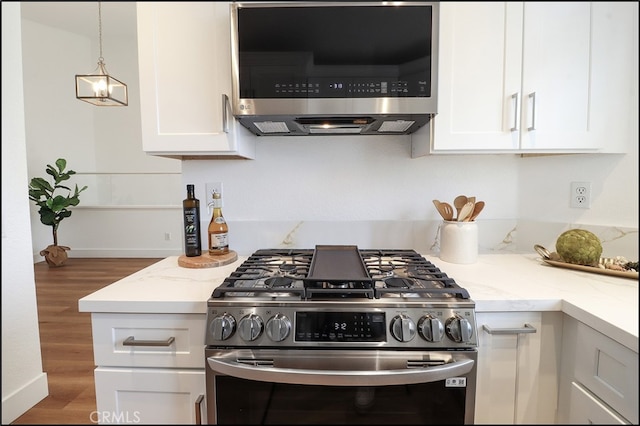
[475, 312, 543, 424]
[94, 367, 206, 424]
[518, 2, 592, 150]
[431, 2, 634, 154]
[432, 2, 523, 152]
[136, 2, 255, 159]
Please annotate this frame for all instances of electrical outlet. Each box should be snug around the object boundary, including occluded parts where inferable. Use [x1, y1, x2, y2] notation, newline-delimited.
[570, 181, 591, 208]
[164, 232, 171, 241]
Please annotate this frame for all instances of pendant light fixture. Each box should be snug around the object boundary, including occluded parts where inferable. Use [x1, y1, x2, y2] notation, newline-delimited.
[75, 1, 128, 106]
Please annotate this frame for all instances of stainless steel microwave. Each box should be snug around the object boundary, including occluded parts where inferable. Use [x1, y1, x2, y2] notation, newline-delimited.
[229, 2, 439, 136]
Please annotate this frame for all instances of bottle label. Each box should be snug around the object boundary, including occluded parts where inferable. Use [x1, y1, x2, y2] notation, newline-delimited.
[211, 233, 228, 250]
[214, 217, 226, 224]
[184, 208, 198, 233]
[183, 206, 201, 256]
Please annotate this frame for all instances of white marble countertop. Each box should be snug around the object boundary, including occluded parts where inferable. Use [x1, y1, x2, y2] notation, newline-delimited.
[78, 253, 638, 351]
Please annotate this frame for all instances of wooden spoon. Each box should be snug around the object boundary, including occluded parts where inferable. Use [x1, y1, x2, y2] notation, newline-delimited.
[457, 201, 475, 222]
[468, 201, 485, 221]
[432, 200, 454, 221]
[453, 195, 468, 219]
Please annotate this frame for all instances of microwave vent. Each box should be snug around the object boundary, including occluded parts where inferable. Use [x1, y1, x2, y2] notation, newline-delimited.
[253, 121, 290, 134]
[378, 120, 416, 133]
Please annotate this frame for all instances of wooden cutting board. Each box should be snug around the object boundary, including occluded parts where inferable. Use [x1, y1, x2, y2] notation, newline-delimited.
[178, 251, 238, 268]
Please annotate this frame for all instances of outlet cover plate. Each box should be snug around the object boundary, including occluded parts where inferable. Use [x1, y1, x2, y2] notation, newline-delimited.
[570, 181, 591, 208]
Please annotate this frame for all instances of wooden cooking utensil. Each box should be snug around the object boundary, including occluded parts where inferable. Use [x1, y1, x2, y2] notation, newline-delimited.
[439, 202, 454, 221]
[457, 201, 475, 222]
[432, 200, 444, 218]
[453, 195, 468, 219]
[432, 200, 454, 221]
[468, 201, 485, 221]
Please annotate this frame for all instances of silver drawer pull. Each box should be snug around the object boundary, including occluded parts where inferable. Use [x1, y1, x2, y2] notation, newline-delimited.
[482, 323, 537, 335]
[123, 336, 175, 347]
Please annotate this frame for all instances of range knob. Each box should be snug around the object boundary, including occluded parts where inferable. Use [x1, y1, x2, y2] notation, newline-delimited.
[238, 314, 264, 341]
[390, 314, 416, 342]
[265, 313, 291, 342]
[445, 314, 473, 343]
[210, 313, 236, 341]
[418, 315, 444, 342]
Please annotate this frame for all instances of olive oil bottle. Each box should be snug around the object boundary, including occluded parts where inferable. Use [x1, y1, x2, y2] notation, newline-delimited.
[208, 190, 229, 255]
[182, 184, 201, 257]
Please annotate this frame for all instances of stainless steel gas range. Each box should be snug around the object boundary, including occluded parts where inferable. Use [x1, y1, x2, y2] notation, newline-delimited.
[205, 245, 477, 424]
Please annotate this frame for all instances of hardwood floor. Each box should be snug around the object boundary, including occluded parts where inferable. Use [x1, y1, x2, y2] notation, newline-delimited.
[11, 258, 162, 425]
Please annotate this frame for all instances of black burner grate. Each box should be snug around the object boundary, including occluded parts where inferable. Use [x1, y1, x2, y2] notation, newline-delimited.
[211, 247, 469, 300]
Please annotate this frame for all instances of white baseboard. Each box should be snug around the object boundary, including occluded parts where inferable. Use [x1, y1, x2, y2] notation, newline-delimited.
[33, 248, 182, 263]
[1, 372, 48, 424]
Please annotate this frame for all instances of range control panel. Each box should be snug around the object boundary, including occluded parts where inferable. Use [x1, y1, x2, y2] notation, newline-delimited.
[206, 305, 477, 350]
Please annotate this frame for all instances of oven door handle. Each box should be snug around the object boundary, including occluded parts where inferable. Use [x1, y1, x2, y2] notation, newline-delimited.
[207, 357, 474, 387]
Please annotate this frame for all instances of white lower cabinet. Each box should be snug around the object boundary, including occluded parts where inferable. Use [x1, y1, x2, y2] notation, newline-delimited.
[94, 368, 205, 425]
[474, 311, 560, 424]
[90, 313, 207, 424]
[558, 315, 638, 424]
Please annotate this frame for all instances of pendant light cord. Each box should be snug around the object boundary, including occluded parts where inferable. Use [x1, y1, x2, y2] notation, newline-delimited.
[98, 1, 104, 63]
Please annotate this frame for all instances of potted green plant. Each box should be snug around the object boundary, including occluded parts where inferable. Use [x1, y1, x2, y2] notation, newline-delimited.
[28, 158, 87, 266]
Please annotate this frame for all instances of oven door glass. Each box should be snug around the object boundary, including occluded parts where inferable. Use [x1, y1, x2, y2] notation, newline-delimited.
[206, 349, 476, 425]
[214, 377, 465, 424]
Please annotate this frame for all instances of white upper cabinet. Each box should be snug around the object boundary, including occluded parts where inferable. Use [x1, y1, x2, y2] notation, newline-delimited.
[430, 2, 636, 154]
[137, 2, 255, 159]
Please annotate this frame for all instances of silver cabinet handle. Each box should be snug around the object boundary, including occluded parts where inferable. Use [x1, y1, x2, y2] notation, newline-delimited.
[122, 336, 175, 347]
[195, 394, 204, 425]
[527, 92, 536, 131]
[482, 323, 537, 335]
[510, 92, 519, 131]
[222, 94, 229, 133]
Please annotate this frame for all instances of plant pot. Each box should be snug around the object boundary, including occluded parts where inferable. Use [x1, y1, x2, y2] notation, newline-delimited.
[40, 244, 70, 267]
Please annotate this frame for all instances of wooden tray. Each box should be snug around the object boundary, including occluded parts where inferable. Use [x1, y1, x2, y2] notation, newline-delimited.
[542, 259, 638, 280]
[178, 251, 238, 268]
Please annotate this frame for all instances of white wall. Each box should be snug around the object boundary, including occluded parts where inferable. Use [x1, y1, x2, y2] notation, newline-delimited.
[20, 14, 182, 260]
[18, 3, 639, 262]
[1, 3, 49, 422]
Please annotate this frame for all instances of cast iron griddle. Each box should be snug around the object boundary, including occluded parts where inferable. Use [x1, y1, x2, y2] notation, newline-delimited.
[306, 245, 371, 283]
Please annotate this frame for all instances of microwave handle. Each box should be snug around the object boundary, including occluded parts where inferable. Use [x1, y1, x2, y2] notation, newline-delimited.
[207, 357, 474, 387]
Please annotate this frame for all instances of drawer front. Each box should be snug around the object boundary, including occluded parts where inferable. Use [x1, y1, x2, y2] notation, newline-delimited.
[92, 313, 205, 368]
[575, 322, 638, 424]
[569, 382, 628, 424]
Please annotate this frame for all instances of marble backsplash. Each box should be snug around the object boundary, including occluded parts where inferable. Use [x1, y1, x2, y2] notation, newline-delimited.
[226, 219, 638, 261]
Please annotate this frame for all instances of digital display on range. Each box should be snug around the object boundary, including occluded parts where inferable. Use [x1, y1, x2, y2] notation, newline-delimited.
[295, 312, 386, 342]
